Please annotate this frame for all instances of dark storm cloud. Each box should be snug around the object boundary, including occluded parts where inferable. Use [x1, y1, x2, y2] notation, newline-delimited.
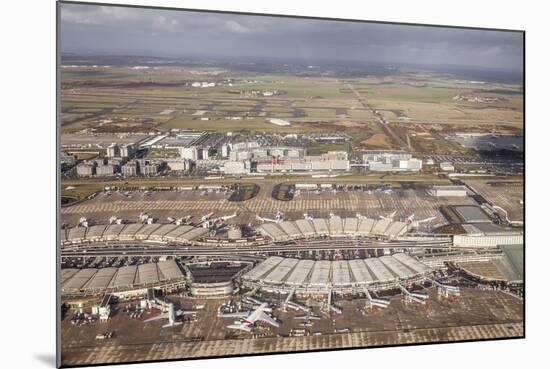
[60, 3, 523, 71]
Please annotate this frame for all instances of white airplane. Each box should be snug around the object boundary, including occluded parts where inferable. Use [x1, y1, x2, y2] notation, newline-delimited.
[356, 212, 367, 220]
[201, 212, 214, 222]
[213, 212, 238, 222]
[416, 216, 437, 224]
[256, 211, 283, 223]
[294, 310, 321, 326]
[303, 213, 314, 221]
[222, 212, 238, 221]
[379, 211, 396, 221]
[144, 303, 196, 328]
[411, 216, 437, 228]
[406, 214, 415, 223]
[222, 303, 279, 332]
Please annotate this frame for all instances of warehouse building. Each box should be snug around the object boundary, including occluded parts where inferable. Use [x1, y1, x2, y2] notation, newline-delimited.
[95, 164, 117, 177]
[106, 143, 135, 159]
[362, 150, 422, 172]
[76, 162, 96, 177]
[166, 158, 193, 172]
[453, 233, 523, 248]
[140, 162, 161, 176]
[121, 161, 138, 176]
[223, 160, 249, 175]
[430, 185, 468, 197]
[440, 162, 455, 172]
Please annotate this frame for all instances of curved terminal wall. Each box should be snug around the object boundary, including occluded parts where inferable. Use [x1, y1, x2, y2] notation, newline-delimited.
[61, 223, 210, 246]
[190, 281, 234, 297]
[61, 260, 185, 296]
[241, 253, 432, 294]
[257, 217, 409, 242]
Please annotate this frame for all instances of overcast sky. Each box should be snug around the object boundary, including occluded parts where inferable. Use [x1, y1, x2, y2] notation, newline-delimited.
[60, 3, 523, 71]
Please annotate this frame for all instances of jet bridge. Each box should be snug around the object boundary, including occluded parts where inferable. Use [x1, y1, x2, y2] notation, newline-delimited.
[397, 284, 429, 305]
[431, 279, 460, 299]
[363, 288, 390, 309]
[324, 289, 342, 314]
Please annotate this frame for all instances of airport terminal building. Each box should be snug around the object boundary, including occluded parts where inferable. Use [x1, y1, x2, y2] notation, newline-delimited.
[240, 254, 432, 295]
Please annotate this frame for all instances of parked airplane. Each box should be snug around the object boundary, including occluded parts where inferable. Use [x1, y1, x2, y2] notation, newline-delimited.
[256, 211, 283, 223]
[256, 214, 277, 223]
[414, 216, 437, 225]
[211, 212, 238, 223]
[221, 303, 279, 332]
[144, 302, 196, 328]
[201, 212, 214, 222]
[219, 212, 237, 221]
[294, 310, 321, 326]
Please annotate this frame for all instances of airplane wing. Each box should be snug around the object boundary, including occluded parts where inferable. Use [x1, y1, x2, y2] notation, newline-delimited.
[258, 312, 279, 327]
[144, 313, 167, 323]
[227, 323, 252, 332]
[175, 310, 197, 317]
[219, 312, 249, 318]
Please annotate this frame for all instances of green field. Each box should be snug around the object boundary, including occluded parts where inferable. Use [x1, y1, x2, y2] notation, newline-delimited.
[61, 66, 524, 145]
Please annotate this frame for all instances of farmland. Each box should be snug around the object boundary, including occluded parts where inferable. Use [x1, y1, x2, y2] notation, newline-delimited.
[61, 64, 523, 154]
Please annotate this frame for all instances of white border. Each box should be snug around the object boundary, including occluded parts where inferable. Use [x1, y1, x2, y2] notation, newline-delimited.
[2, 0, 546, 368]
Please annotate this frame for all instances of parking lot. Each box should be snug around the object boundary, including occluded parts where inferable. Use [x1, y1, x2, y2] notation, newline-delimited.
[465, 180, 524, 221]
[61, 186, 478, 228]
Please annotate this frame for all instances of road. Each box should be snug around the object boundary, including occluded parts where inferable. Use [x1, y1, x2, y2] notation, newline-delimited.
[346, 83, 408, 150]
[60, 237, 467, 259]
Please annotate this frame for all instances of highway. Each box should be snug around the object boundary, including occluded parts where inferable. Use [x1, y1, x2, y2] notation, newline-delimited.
[60, 238, 460, 258]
